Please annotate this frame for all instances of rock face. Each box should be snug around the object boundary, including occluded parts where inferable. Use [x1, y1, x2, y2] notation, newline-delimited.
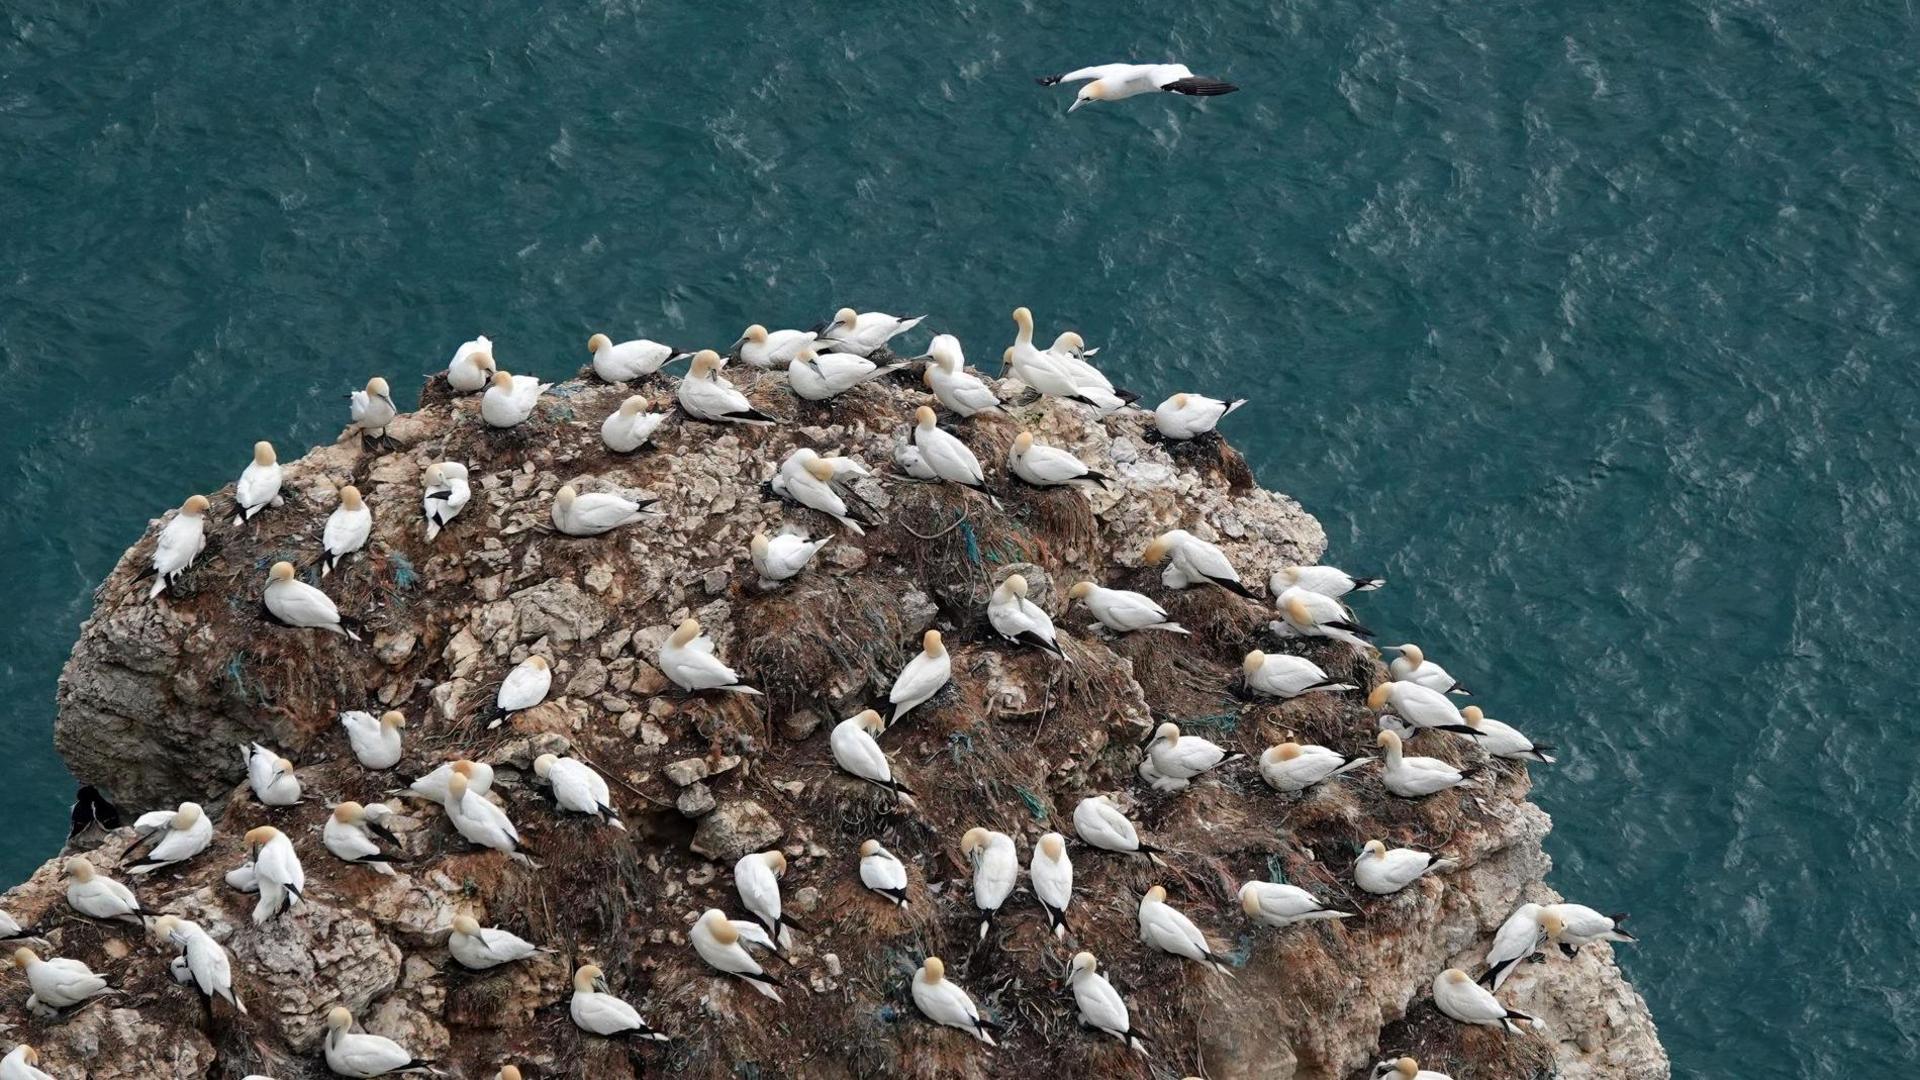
[4, 361, 1666, 1078]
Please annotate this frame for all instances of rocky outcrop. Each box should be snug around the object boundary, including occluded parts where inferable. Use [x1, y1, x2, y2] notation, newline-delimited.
[4, 361, 1665, 1078]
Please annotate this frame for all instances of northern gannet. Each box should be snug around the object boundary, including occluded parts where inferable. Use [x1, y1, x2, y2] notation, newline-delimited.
[1152, 393, 1245, 440]
[447, 336, 496, 392]
[142, 494, 209, 599]
[858, 840, 909, 908]
[961, 827, 1018, 941]
[449, 914, 546, 970]
[1275, 586, 1372, 647]
[733, 850, 794, 950]
[1242, 651, 1356, 698]
[817, 308, 924, 357]
[1072, 795, 1163, 863]
[482, 369, 549, 428]
[1460, 706, 1556, 763]
[1137, 886, 1231, 975]
[1375, 730, 1468, 797]
[589, 333, 684, 382]
[911, 956, 996, 1045]
[831, 710, 914, 805]
[232, 441, 282, 525]
[444, 772, 531, 862]
[750, 531, 829, 585]
[691, 909, 783, 1002]
[1141, 722, 1242, 792]
[492, 655, 553, 727]
[0, 1045, 55, 1080]
[1068, 951, 1147, 1055]
[1540, 904, 1635, 954]
[1367, 682, 1474, 739]
[324, 802, 402, 874]
[1258, 742, 1370, 793]
[1008, 432, 1111, 490]
[987, 574, 1069, 661]
[1238, 880, 1354, 928]
[422, 462, 471, 542]
[1355, 839, 1456, 895]
[1044, 332, 1130, 405]
[1142, 530, 1258, 599]
[787, 345, 906, 401]
[678, 350, 776, 425]
[150, 915, 244, 1014]
[535, 754, 622, 830]
[0, 912, 30, 940]
[601, 396, 668, 453]
[570, 964, 669, 1040]
[223, 861, 258, 893]
[886, 630, 950, 724]
[1481, 902, 1544, 990]
[921, 334, 1000, 417]
[895, 437, 938, 480]
[244, 826, 304, 923]
[1433, 968, 1533, 1034]
[1387, 644, 1472, 696]
[341, 709, 405, 770]
[1373, 1057, 1454, 1080]
[1030, 832, 1073, 939]
[552, 484, 655, 537]
[658, 619, 762, 695]
[264, 562, 359, 640]
[731, 324, 816, 368]
[408, 759, 494, 803]
[912, 406, 988, 491]
[325, 1006, 436, 1075]
[1270, 565, 1384, 598]
[6, 947, 111, 1011]
[780, 456, 869, 535]
[128, 802, 212, 874]
[63, 857, 141, 923]
[1006, 309, 1123, 409]
[349, 377, 398, 443]
[1037, 63, 1239, 112]
[1066, 582, 1188, 635]
[320, 485, 372, 576]
[241, 743, 301, 806]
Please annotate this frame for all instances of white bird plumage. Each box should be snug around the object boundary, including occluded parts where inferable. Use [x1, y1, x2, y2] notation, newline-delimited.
[733, 850, 793, 950]
[63, 857, 141, 923]
[657, 619, 762, 695]
[1039, 62, 1239, 112]
[818, 307, 924, 357]
[787, 345, 905, 401]
[750, 531, 829, 585]
[1029, 833, 1074, 939]
[921, 334, 1000, 417]
[1242, 650, 1356, 699]
[1482, 902, 1545, 990]
[1258, 742, 1370, 794]
[233, 441, 283, 525]
[1066, 581, 1187, 635]
[830, 710, 913, 804]
[348, 376, 397, 441]
[887, 630, 950, 723]
[732, 324, 816, 368]
[443, 772, 530, 862]
[449, 913, 544, 970]
[323, 802, 399, 875]
[1375, 730, 1469, 797]
[1238, 880, 1354, 928]
[552, 484, 654, 537]
[589, 332, 682, 382]
[1141, 721, 1242, 791]
[776, 453, 868, 535]
[1355, 839, 1457, 896]
[1433, 968, 1533, 1034]
[569, 964, 669, 1040]
[1387, 643, 1472, 696]
[1460, 705, 1556, 763]
[481, 370, 549, 428]
[324, 1006, 434, 1076]
[1275, 586, 1374, 648]
[242, 743, 302, 806]
[1142, 529, 1258, 599]
[691, 909, 783, 1002]
[961, 827, 1018, 941]
[678, 351, 776, 425]
[7, 947, 111, 1011]
[1270, 564, 1384, 598]
[911, 406, 988, 490]
[1067, 951, 1147, 1056]
[601, 395, 668, 452]
[1008, 431, 1110, 489]
[150, 915, 244, 1015]
[857, 839, 910, 908]
[129, 802, 212, 874]
[535, 753, 622, 829]
[146, 494, 210, 599]
[244, 826, 304, 924]
[1137, 886, 1232, 975]
[446, 335, 496, 392]
[987, 573, 1069, 662]
[340, 709, 405, 770]
[422, 461, 471, 542]
[1153, 392, 1245, 440]
[264, 562, 359, 640]
[911, 957, 996, 1045]
[1072, 795, 1162, 863]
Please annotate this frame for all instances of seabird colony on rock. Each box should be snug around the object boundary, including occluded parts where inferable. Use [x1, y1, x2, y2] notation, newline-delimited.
[0, 303, 1630, 1077]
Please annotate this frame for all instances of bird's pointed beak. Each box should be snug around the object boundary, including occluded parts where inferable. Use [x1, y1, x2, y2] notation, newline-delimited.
[726, 337, 746, 354]
[1068, 98, 1086, 114]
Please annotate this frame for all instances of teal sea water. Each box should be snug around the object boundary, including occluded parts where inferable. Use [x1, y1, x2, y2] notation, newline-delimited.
[4, 0, 1916, 1074]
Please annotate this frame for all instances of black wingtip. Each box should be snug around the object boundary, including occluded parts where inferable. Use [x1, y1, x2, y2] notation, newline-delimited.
[1212, 575, 1259, 600]
[1163, 77, 1239, 97]
[1035, 74, 1063, 86]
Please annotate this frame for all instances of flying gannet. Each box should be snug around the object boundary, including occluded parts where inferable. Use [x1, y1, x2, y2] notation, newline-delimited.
[911, 957, 996, 1045]
[658, 619, 762, 695]
[1066, 581, 1187, 635]
[232, 441, 283, 525]
[1037, 63, 1239, 112]
[1355, 839, 1456, 896]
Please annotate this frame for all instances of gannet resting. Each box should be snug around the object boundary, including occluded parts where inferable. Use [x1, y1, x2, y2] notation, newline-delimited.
[128, 802, 212, 874]
[63, 857, 141, 923]
[1354, 839, 1456, 895]
[1375, 730, 1468, 797]
[1142, 530, 1258, 599]
[601, 396, 668, 453]
[552, 484, 655, 537]
[349, 377, 398, 443]
[911, 957, 996, 1045]
[1045, 332, 1131, 404]
[7, 947, 111, 1011]
[1270, 565, 1385, 598]
[1275, 587, 1372, 648]
[732, 324, 816, 368]
[142, 494, 210, 599]
[895, 437, 939, 480]
[678, 351, 777, 424]
[1006, 309, 1124, 409]
[244, 826, 304, 924]
[570, 964, 670, 1040]
[1367, 682, 1474, 739]
[831, 710, 914, 805]
[1009, 432, 1112, 490]
[818, 308, 924, 357]
[482, 370, 549, 428]
[887, 630, 950, 724]
[1540, 904, 1635, 953]
[319, 485, 372, 576]
[1481, 903, 1545, 990]
[1068, 952, 1147, 1056]
[750, 531, 829, 585]
[444, 773, 531, 863]
[264, 562, 360, 640]
[325, 1006, 436, 1076]
[769, 444, 875, 491]
[961, 827, 1018, 941]
[730, 849, 794, 950]
[588, 333, 684, 382]
[1243, 651, 1356, 698]
[149, 915, 244, 1015]
[921, 334, 1000, 416]
[1037, 63, 1240, 112]
[408, 759, 494, 803]
[1137, 886, 1232, 975]
[1373, 1057, 1454, 1080]
[1141, 722, 1243, 792]
[422, 461, 471, 542]
[0, 911, 30, 940]
[1072, 795, 1164, 863]
[1153, 393, 1246, 440]
[692, 909, 783, 1002]
[787, 345, 906, 401]
[232, 441, 283, 525]
[1258, 742, 1370, 793]
[447, 336, 496, 392]
[535, 754, 622, 829]
[242, 742, 302, 805]
[988, 574, 1069, 661]
[1030, 833, 1074, 939]
[858, 839, 910, 908]
[449, 914, 545, 970]
[1238, 880, 1354, 928]
[324, 802, 401, 874]
[912, 406, 989, 491]
[1433, 968, 1533, 1035]
[1460, 706, 1556, 763]
[223, 862, 258, 893]
[780, 456, 869, 535]
[658, 619, 762, 695]
[1387, 644, 1472, 696]
[0, 1045, 55, 1080]
[341, 710, 405, 770]
[1066, 581, 1186, 634]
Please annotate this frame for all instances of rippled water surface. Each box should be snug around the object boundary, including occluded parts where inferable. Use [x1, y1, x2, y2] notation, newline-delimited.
[4, 1, 1918, 1074]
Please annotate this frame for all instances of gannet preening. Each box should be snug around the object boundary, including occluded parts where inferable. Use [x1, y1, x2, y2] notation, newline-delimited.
[444, 772, 532, 863]
[988, 574, 1069, 661]
[1067, 952, 1147, 1056]
[920, 335, 1001, 417]
[1045, 332, 1133, 406]
[150, 915, 244, 1015]
[324, 802, 402, 875]
[857, 840, 910, 908]
[1355, 839, 1457, 896]
[1387, 644, 1471, 696]
[1242, 651, 1356, 698]
[1271, 565, 1385, 598]
[1375, 730, 1468, 797]
[691, 909, 783, 1002]
[244, 826, 304, 924]
[601, 395, 668, 453]
[1434, 968, 1533, 1034]
[553, 484, 655, 537]
[831, 710, 914, 805]
[264, 562, 360, 640]
[1072, 795, 1165, 863]
[481, 655, 552, 731]
[1367, 682, 1474, 739]
[570, 964, 670, 1041]
[142, 494, 210, 599]
[232, 441, 283, 525]
[1142, 530, 1258, 599]
[1030, 832, 1074, 938]
[658, 619, 762, 695]
[482, 369, 549, 428]
[1460, 706, 1556, 763]
[1006, 309, 1123, 409]
[7, 947, 111, 1012]
[1137, 886, 1232, 975]
[1373, 1057, 1454, 1080]
[1141, 722, 1243, 792]
[732, 324, 816, 368]
[750, 531, 829, 585]
[0, 912, 30, 940]
[243, 742, 303, 805]
[679, 350, 777, 425]
[1275, 587, 1373, 648]
[1008, 432, 1111, 489]
[911, 957, 996, 1045]
[588, 333, 684, 382]
[325, 1006, 436, 1076]
[447, 336, 496, 392]
[733, 849, 794, 950]
[961, 827, 1018, 941]
[1540, 904, 1635, 954]
[1258, 742, 1370, 793]
[128, 802, 212, 874]
[1238, 880, 1354, 928]
[449, 914, 546, 970]
[408, 758, 494, 803]
[912, 406, 989, 492]
[535, 754, 623, 830]
[62, 857, 141, 923]
[1038, 63, 1239, 111]
[0, 1045, 54, 1080]
[787, 345, 906, 401]
[1153, 393, 1246, 440]
[818, 307, 924, 357]
[885, 630, 950, 725]
[1481, 903, 1545, 990]
[1066, 582, 1187, 635]
[341, 709, 405, 770]
[319, 485, 372, 577]
[422, 461, 471, 542]
[780, 456, 870, 535]
[349, 376, 398, 444]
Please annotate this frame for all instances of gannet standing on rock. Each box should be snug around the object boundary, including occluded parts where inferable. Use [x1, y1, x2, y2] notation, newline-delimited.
[733, 850, 794, 950]
[601, 396, 668, 453]
[787, 345, 906, 401]
[324, 802, 401, 874]
[818, 307, 924, 357]
[325, 1006, 436, 1076]
[780, 457, 869, 535]
[422, 461, 471, 542]
[570, 964, 670, 1041]
[128, 802, 212, 874]
[1153, 393, 1245, 441]
[1242, 651, 1355, 698]
[1072, 795, 1164, 863]
[1258, 742, 1370, 793]
[658, 619, 762, 695]
[1375, 730, 1469, 797]
[1373, 1058, 1454, 1080]
[482, 369, 549, 428]
[1008, 432, 1111, 489]
[886, 630, 950, 725]
[1006, 308, 1122, 409]
[143, 494, 209, 599]
[1275, 587, 1372, 648]
[1029, 832, 1074, 938]
[1046, 332, 1132, 405]
[912, 406, 989, 492]
[264, 562, 360, 640]
[348, 377, 398, 444]
[588, 333, 683, 382]
[1434, 968, 1534, 1034]
[535, 754, 622, 830]
[691, 909, 783, 1002]
[0, 1045, 55, 1080]
[552, 484, 655, 537]
[1540, 904, 1636, 955]
[1141, 722, 1243, 792]
[444, 773, 532, 864]
[1036, 63, 1240, 112]
[232, 441, 282, 525]
[1355, 839, 1456, 895]
[446, 336, 495, 392]
[340, 710, 405, 770]
[449, 914, 546, 970]
[1481, 903, 1545, 990]
[1460, 705, 1556, 763]
[1066, 581, 1188, 635]
[244, 826, 304, 924]
[678, 350, 776, 425]
[961, 828, 1018, 941]
[750, 531, 829, 586]
[6, 947, 111, 1013]
[1368, 682, 1474, 739]
[1067, 952, 1147, 1056]
[858, 840, 909, 908]
[831, 710, 914, 805]
[1137, 886, 1232, 975]
[409, 758, 494, 802]
[1271, 564, 1385, 598]
[911, 957, 996, 1045]
[321, 485, 372, 576]
[1387, 644, 1472, 696]
[1238, 880, 1354, 928]
[63, 857, 142, 923]
[242, 743, 302, 805]
[920, 334, 1000, 416]
[988, 574, 1069, 661]
[1142, 530, 1258, 599]
[151, 916, 243, 1014]
[487, 655, 550, 731]
[731, 324, 816, 368]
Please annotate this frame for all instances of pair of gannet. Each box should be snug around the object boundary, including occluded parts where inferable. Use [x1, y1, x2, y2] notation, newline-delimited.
[679, 351, 778, 425]
[348, 376, 397, 443]
[988, 574, 1069, 661]
[691, 908, 783, 1001]
[1368, 681, 1472, 739]
[961, 828, 1019, 940]
[1139, 722, 1242, 792]
[1243, 650, 1355, 699]
[571, 964, 670, 1041]
[1143, 530, 1257, 599]
[750, 531, 829, 585]
[918, 334, 1001, 416]
[63, 857, 141, 923]
[6, 947, 111, 1013]
[1009, 432, 1111, 489]
[1385, 643, 1471, 696]
[1259, 742, 1370, 793]
[1275, 586, 1372, 648]
[150, 915, 243, 1014]
[264, 562, 360, 640]
[326, 1005, 436, 1075]
[1067, 581, 1187, 634]
[658, 619, 762, 695]
[320, 485, 371, 575]
[1005, 308, 1126, 410]
[244, 826, 304, 923]
[731, 324, 816, 368]
[1031, 833, 1073, 938]
[912, 957, 997, 1045]
[535, 753, 622, 829]
[1139, 886, 1232, 974]
[242, 742, 302, 805]
[1375, 730, 1469, 797]
[1036, 63, 1239, 112]
[771, 448, 870, 534]
[444, 771, 532, 863]
[482, 369, 551, 428]
[858, 840, 910, 907]
[422, 461, 471, 541]
[340, 709, 405, 769]
[233, 441, 283, 525]
[603, 396, 668, 452]
[1355, 839, 1456, 895]
[912, 406, 989, 491]
[1271, 564, 1384, 599]
[1434, 968, 1534, 1034]
[1073, 795, 1163, 863]
[588, 333, 685, 382]
[1239, 880, 1353, 927]
[817, 307, 923, 357]
[553, 484, 655, 537]
[788, 345, 905, 401]
[733, 850, 794, 950]
[408, 759, 493, 803]
[449, 913, 546, 970]
[831, 710, 914, 804]
[128, 802, 212, 874]
[447, 335, 496, 392]
[325, 801, 403, 874]
[142, 494, 210, 599]
[1153, 393, 1245, 440]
